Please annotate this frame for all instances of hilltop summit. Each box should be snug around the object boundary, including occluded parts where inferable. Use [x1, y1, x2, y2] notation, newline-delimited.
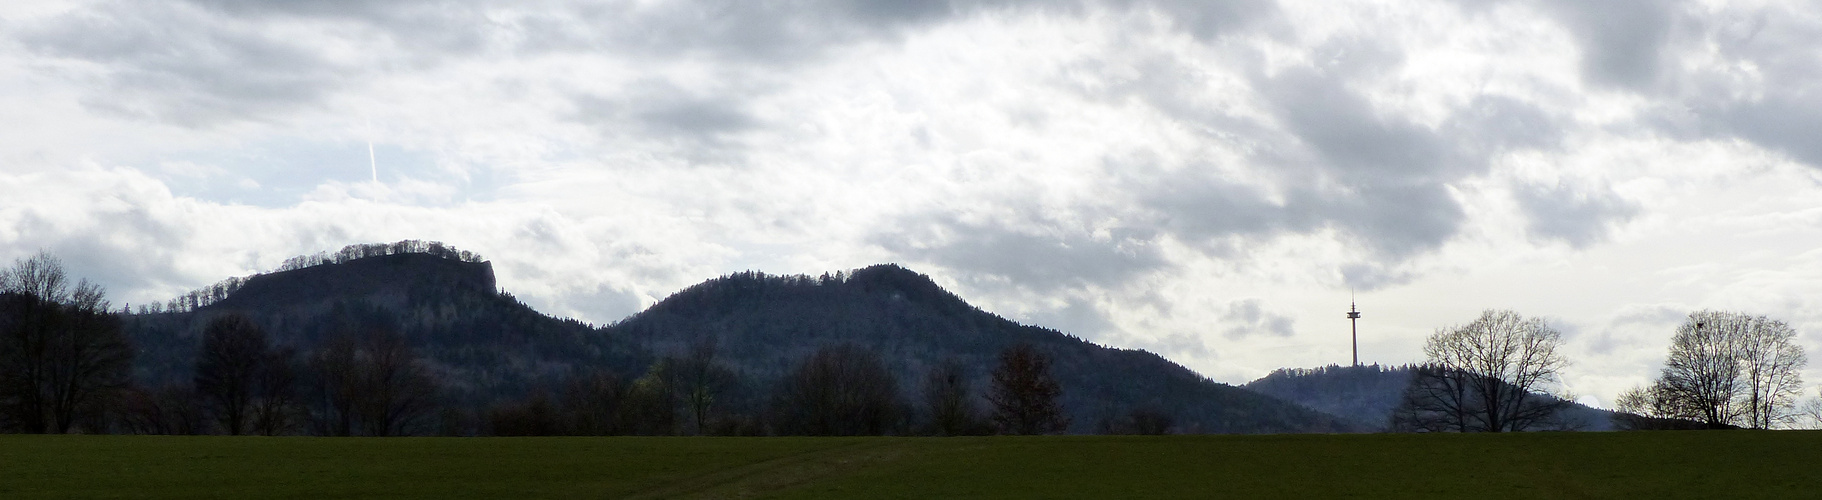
[615, 264, 1356, 434]
[124, 243, 645, 405]
[214, 252, 496, 312]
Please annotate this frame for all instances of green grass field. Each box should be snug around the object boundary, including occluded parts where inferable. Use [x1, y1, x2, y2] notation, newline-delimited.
[4, 431, 1820, 499]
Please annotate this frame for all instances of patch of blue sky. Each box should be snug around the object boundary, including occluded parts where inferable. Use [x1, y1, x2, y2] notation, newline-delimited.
[147, 137, 496, 207]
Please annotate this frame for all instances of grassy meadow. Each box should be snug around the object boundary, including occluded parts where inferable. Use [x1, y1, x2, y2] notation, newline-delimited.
[3, 431, 1821, 499]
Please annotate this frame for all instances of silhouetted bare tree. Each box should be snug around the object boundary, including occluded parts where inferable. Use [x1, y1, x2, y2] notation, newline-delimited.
[677, 337, 736, 435]
[771, 344, 902, 436]
[1390, 364, 1473, 432]
[308, 334, 361, 436]
[923, 360, 982, 436]
[306, 330, 439, 436]
[1391, 310, 1569, 433]
[118, 384, 206, 435]
[353, 331, 439, 436]
[1636, 311, 1807, 429]
[251, 347, 300, 436]
[988, 343, 1069, 435]
[195, 314, 269, 435]
[563, 370, 626, 435]
[1612, 381, 1709, 430]
[0, 252, 133, 434]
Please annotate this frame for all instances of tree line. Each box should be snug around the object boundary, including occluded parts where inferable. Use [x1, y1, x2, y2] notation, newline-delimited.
[1613, 311, 1808, 430]
[134, 239, 486, 315]
[11, 247, 1814, 436]
[1389, 308, 1810, 432]
[485, 341, 1073, 437]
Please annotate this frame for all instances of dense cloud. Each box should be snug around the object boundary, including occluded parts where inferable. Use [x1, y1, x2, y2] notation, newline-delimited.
[6, 0, 1822, 407]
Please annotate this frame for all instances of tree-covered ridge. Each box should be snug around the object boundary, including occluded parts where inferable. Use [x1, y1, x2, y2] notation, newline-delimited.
[112, 257, 1351, 435]
[611, 264, 1356, 434]
[123, 248, 645, 412]
[15, 241, 1813, 437]
[141, 240, 488, 315]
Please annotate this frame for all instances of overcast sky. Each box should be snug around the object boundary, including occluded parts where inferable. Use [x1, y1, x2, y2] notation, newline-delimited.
[5, 0, 1822, 408]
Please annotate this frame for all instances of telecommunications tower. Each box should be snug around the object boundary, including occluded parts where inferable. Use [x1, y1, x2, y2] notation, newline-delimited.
[1346, 298, 1361, 367]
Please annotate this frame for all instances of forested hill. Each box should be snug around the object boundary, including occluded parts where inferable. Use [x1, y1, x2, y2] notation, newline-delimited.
[122, 244, 1354, 434]
[609, 264, 1357, 434]
[211, 252, 495, 312]
[1240, 365, 1418, 430]
[123, 249, 650, 406]
[1242, 364, 1617, 431]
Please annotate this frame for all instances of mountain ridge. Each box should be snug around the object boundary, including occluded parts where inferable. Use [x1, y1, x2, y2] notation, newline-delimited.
[123, 246, 1356, 434]
[124, 250, 647, 407]
[609, 263, 1357, 434]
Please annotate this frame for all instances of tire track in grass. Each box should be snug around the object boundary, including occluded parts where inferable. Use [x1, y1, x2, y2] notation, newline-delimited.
[623, 439, 912, 500]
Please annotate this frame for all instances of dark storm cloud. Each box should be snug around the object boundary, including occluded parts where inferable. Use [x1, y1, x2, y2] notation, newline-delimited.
[1514, 181, 1639, 249]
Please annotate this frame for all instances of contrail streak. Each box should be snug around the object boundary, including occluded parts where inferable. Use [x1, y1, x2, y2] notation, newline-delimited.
[368, 141, 377, 183]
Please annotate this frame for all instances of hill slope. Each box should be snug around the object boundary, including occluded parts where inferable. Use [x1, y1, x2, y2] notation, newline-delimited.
[609, 264, 1356, 434]
[1243, 364, 1616, 431]
[124, 252, 648, 405]
[124, 246, 1351, 434]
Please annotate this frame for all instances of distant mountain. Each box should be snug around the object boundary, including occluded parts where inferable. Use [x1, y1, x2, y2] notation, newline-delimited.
[609, 264, 1358, 434]
[1242, 364, 1616, 431]
[124, 250, 649, 406]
